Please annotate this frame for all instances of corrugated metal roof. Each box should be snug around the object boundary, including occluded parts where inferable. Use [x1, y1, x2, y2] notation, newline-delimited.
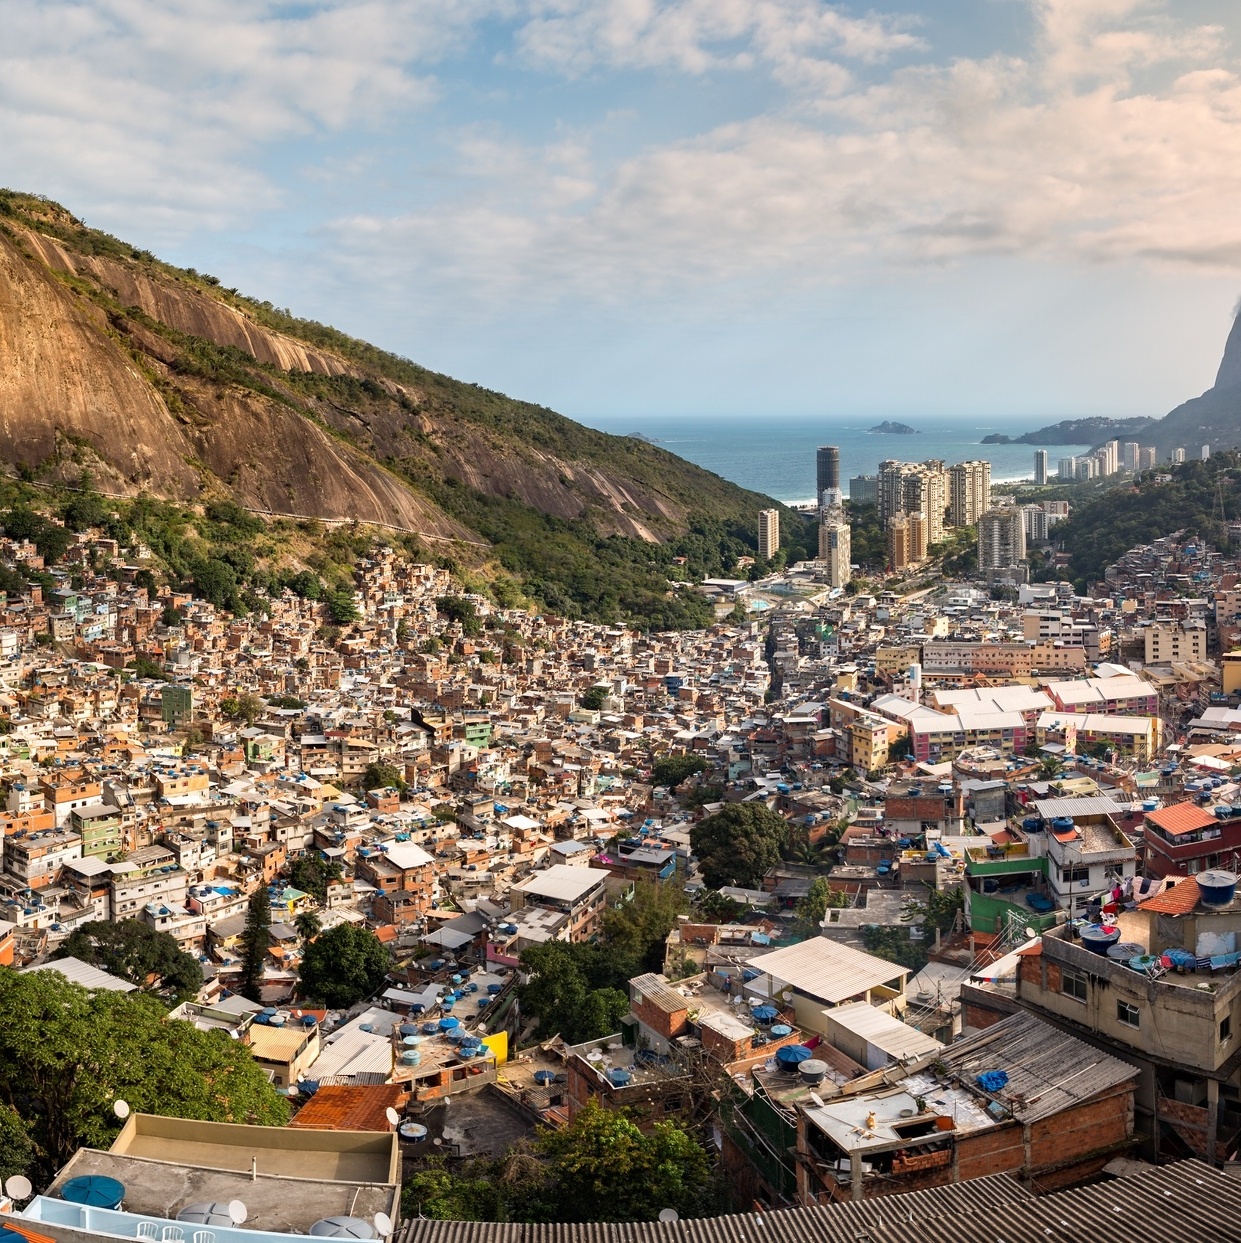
[751, 938, 907, 1004]
[824, 1000, 942, 1061]
[288, 1083, 405, 1131]
[398, 1162, 1241, 1243]
[1032, 796, 1123, 819]
[22, 956, 136, 992]
[934, 1011, 1138, 1124]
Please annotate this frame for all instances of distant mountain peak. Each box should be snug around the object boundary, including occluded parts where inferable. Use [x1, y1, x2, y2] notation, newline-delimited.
[1213, 303, 1241, 392]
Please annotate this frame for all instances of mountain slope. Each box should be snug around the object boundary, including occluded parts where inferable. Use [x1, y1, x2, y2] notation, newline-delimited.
[1145, 305, 1241, 460]
[0, 191, 805, 625]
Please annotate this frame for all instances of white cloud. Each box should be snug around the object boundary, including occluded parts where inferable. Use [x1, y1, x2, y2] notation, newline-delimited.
[511, 0, 923, 81]
[323, 0, 1241, 316]
[0, 0, 474, 234]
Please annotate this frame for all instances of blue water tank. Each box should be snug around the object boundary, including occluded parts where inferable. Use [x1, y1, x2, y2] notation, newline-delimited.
[1080, 924, 1122, 956]
[776, 1044, 813, 1071]
[1196, 871, 1238, 907]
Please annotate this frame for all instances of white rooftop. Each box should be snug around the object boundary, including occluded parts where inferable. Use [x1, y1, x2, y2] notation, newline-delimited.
[751, 937, 907, 1005]
[513, 863, 605, 903]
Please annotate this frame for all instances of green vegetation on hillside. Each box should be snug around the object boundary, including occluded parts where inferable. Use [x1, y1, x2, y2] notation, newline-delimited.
[1052, 452, 1241, 582]
[0, 188, 815, 631]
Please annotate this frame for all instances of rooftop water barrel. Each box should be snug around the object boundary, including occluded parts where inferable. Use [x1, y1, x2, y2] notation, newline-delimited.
[1196, 871, 1238, 907]
[607, 1069, 632, 1086]
[776, 1044, 813, 1072]
[1051, 817, 1075, 832]
[1080, 924, 1122, 956]
[1142, 800, 1158, 812]
[400, 1050, 421, 1066]
[1106, 941, 1146, 962]
[798, 1059, 828, 1086]
[1022, 817, 1042, 832]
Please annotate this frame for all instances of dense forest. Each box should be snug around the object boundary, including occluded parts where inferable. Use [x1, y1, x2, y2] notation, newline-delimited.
[1052, 452, 1241, 582]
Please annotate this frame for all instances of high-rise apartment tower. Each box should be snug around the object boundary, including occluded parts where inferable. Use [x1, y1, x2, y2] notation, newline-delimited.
[816, 446, 841, 505]
[757, 509, 780, 562]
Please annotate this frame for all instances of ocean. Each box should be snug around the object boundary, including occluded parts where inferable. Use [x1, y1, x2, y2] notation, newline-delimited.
[579, 413, 1088, 505]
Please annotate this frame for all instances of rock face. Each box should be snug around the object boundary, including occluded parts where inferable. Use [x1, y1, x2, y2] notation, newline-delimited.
[0, 193, 769, 546]
[1147, 305, 1241, 459]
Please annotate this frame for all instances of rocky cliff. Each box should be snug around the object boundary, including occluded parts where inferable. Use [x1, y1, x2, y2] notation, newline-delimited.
[1145, 304, 1241, 459]
[0, 191, 779, 556]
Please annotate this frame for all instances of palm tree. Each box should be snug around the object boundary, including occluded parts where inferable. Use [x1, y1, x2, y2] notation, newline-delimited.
[295, 910, 321, 941]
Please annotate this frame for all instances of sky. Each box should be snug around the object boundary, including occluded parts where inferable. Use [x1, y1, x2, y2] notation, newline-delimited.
[4, 0, 1241, 425]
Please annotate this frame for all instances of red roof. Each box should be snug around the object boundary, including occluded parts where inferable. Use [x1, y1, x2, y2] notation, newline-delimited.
[288, 1083, 407, 1132]
[1144, 801, 1220, 837]
[1139, 878, 1203, 915]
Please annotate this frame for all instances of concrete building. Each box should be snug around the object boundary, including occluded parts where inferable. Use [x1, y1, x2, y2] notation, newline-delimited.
[757, 508, 780, 562]
[1172, 446, 1186, 463]
[1034, 448, 1048, 485]
[977, 507, 1026, 575]
[886, 511, 927, 571]
[948, 460, 991, 528]
[1122, 441, 1140, 473]
[509, 863, 608, 942]
[1058, 456, 1076, 481]
[848, 474, 878, 504]
[816, 445, 841, 506]
[878, 460, 947, 544]
[818, 510, 852, 589]
[1145, 619, 1207, 664]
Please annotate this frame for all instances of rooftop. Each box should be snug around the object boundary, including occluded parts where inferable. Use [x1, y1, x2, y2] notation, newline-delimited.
[749, 937, 908, 1004]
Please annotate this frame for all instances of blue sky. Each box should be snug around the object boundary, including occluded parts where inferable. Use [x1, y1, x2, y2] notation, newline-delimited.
[4, 0, 1241, 426]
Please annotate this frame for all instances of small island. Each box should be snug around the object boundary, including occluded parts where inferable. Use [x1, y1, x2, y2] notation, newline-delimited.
[870, 420, 918, 435]
[981, 434, 1013, 444]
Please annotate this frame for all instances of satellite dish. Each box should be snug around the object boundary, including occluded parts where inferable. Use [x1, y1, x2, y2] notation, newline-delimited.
[229, 1201, 248, 1225]
[374, 1213, 393, 1236]
[384, 1107, 400, 1127]
[113, 1099, 131, 1119]
[1024, 926, 1036, 939]
[5, 1175, 32, 1201]
[658, 1209, 679, 1224]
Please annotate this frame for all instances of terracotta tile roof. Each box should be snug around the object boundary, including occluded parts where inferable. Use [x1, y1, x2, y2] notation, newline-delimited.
[1139, 878, 1202, 915]
[1145, 801, 1220, 837]
[374, 925, 399, 944]
[288, 1083, 407, 1132]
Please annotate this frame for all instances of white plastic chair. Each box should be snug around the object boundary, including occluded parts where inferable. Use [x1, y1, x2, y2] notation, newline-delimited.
[160, 1227, 184, 1242]
[193, 1232, 216, 1243]
[136, 1225, 159, 1240]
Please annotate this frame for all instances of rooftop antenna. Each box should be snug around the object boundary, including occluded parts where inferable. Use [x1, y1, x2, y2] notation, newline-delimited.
[229, 1201, 248, 1225]
[384, 1107, 401, 1128]
[113, 1099, 131, 1120]
[658, 1210, 679, 1224]
[374, 1213, 393, 1237]
[5, 1175, 32, 1202]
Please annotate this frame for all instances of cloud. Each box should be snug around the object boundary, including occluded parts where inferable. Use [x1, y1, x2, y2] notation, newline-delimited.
[324, 0, 1241, 317]
[511, 0, 923, 81]
[0, 0, 473, 234]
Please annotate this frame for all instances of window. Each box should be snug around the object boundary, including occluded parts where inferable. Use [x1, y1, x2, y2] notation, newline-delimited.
[1062, 968, 1088, 1002]
[1117, 1000, 1141, 1029]
[1060, 865, 1090, 885]
[663, 1097, 683, 1113]
[1222, 1015, 1233, 1044]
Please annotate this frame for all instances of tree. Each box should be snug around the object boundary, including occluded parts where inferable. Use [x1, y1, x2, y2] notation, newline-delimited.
[222, 691, 265, 724]
[792, 877, 848, 937]
[240, 888, 271, 1002]
[191, 557, 239, 609]
[326, 587, 360, 624]
[294, 910, 321, 941]
[436, 595, 481, 635]
[518, 942, 629, 1044]
[0, 969, 287, 1181]
[579, 685, 609, 711]
[361, 761, 406, 794]
[0, 1105, 33, 1183]
[690, 803, 789, 889]
[298, 923, 390, 1008]
[537, 1101, 712, 1222]
[56, 920, 202, 1001]
[288, 853, 343, 903]
[652, 753, 709, 788]
[602, 882, 688, 974]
